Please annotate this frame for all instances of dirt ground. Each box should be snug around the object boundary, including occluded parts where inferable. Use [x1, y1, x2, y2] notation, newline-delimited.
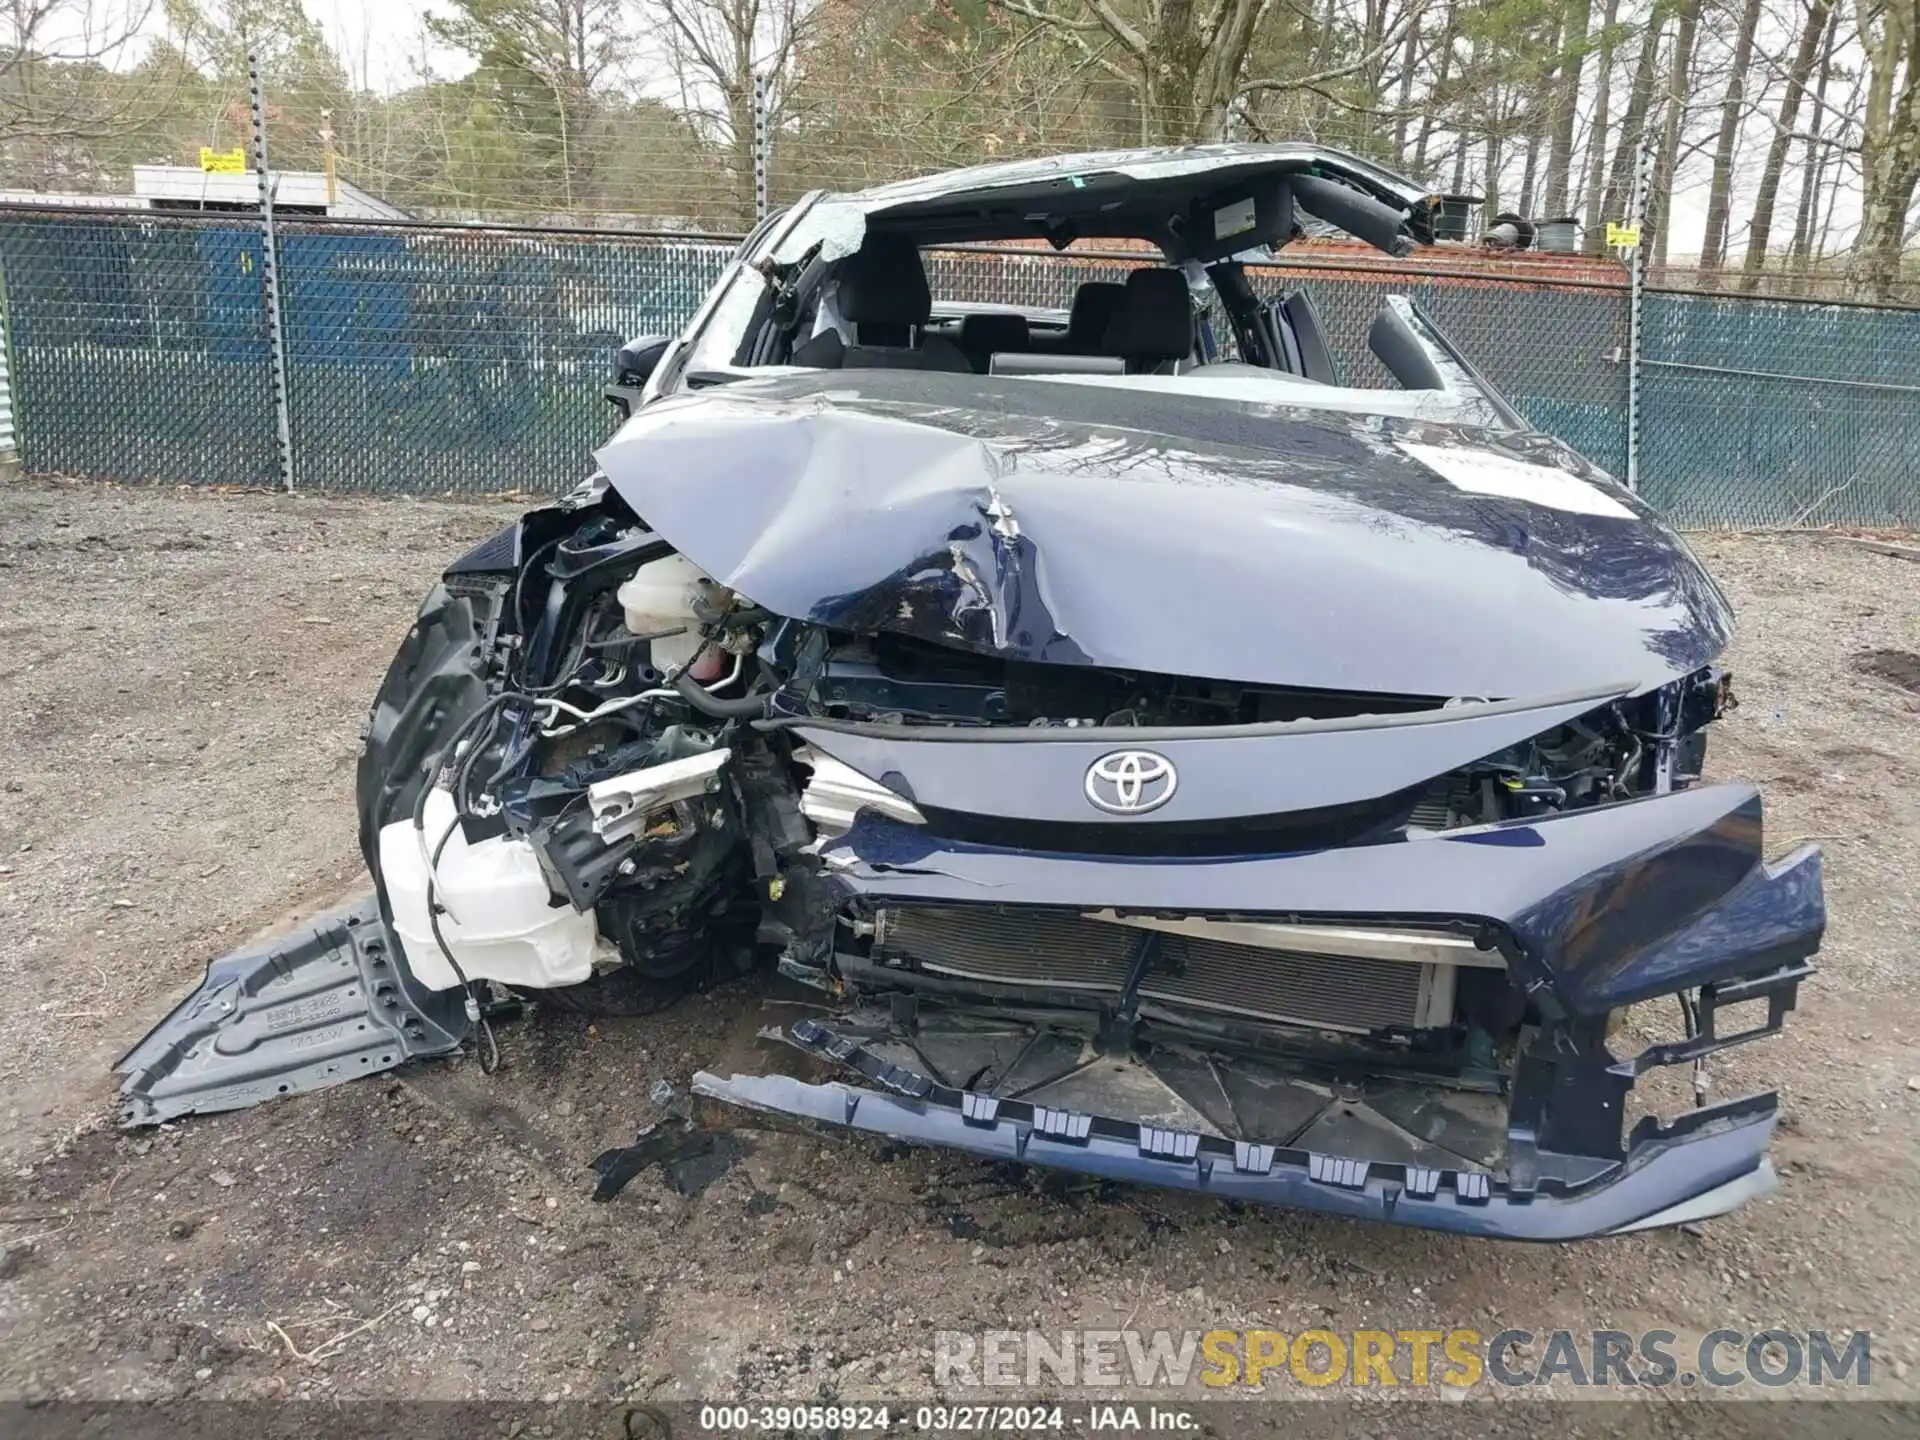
[1, 474, 1917, 1413]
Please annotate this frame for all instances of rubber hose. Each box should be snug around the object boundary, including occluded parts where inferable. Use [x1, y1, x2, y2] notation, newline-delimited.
[673, 670, 771, 718]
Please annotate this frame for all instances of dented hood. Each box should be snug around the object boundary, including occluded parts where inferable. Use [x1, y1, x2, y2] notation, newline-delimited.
[595, 370, 1730, 699]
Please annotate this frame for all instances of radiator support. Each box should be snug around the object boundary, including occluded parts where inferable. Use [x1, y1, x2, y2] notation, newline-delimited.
[871, 905, 1497, 1033]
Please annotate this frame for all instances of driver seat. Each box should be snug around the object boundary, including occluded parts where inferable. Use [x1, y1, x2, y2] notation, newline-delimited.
[791, 235, 970, 371]
[1101, 269, 1195, 373]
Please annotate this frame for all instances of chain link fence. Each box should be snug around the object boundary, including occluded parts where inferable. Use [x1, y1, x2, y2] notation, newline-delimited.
[1638, 292, 1920, 529]
[277, 222, 732, 494]
[0, 212, 279, 487]
[1251, 263, 1632, 479]
[0, 206, 1914, 528]
[0, 209, 734, 494]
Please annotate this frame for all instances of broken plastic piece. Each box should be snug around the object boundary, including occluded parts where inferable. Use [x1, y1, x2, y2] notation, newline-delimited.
[116, 895, 469, 1126]
[589, 750, 730, 841]
[589, 1122, 743, 1202]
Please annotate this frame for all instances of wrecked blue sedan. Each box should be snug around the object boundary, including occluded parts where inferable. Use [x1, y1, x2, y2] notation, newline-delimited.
[119, 144, 1821, 1241]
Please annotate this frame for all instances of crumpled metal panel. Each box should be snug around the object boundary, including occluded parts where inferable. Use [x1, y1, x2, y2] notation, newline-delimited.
[116, 895, 468, 1126]
[596, 369, 1732, 700]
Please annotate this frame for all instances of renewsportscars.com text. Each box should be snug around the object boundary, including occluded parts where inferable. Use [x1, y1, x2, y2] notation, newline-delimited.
[934, 1327, 1872, 1390]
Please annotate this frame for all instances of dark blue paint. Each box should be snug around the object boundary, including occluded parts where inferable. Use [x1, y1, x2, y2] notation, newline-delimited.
[818, 781, 1825, 1016]
[790, 685, 1624, 827]
[598, 368, 1733, 699]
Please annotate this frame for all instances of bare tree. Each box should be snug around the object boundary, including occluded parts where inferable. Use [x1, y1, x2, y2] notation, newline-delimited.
[1602, 2, 1665, 226]
[1513, 4, 1563, 213]
[1697, 0, 1765, 279]
[1390, 13, 1419, 157]
[1650, 0, 1700, 268]
[983, 0, 1430, 144]
[1816, 64, 1866, 255]
[1740, 0, 1832, 287]
[1517, 120, 1542, 211]
[1579, 0, 1621, 237]
[0, 0, 174, 177]
[1542, 0, 1590, 213]
[1851, 0, 1920, 296]
[1787, 8, 1836, 267]
[1410, 2, 1458, 173]
[654, 0, 813, 218]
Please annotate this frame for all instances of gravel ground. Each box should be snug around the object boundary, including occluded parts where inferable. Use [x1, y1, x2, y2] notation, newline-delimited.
[0, 476, 1917, 1413]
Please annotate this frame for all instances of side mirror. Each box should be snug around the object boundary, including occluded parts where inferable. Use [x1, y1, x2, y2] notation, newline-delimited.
[607, 335, 672, 421]
[614, 334, 671, 385]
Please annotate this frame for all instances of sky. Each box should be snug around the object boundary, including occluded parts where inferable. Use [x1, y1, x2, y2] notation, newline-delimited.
[315, 0, 462, 91]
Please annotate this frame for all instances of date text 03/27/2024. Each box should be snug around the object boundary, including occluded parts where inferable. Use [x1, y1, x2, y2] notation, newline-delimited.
[695, 1404, 1196, 1432]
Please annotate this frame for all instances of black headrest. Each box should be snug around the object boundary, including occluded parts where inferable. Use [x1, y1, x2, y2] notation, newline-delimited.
[1066, 281, 1125, 343]
[1102, 269, 1194, 363]
[957, 312, 1030, 368]
[837, 234, 932, 329]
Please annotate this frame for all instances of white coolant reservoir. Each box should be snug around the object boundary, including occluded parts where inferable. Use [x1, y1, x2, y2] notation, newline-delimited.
[616, 553, 714, 673]
[376, 788, 596, 992]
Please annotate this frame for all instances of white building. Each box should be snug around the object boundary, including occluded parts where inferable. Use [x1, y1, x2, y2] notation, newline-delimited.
[0, 165, 408, 220]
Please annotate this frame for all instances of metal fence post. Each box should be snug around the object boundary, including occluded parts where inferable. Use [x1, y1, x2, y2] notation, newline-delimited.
[752, 73, 769, 222]
[1624, 127, 1655, 495]
[249, 50, 295, 493]
[0, 255, 17, 476]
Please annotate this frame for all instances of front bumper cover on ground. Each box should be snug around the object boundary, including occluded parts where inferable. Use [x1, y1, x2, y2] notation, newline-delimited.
[694, 1021, 1781, 1242]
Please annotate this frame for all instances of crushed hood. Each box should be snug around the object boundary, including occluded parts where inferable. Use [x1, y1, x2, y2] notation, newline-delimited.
[595, 370, 1731, 699]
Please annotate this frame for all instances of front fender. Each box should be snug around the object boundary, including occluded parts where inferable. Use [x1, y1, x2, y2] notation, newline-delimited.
[355, 580, 500, 873]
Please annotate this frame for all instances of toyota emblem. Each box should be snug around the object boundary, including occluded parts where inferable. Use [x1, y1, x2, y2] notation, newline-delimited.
[1084, 750, 1178, 815]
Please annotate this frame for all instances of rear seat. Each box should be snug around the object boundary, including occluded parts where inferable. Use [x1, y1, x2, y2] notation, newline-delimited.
[1043, 280, 1125, 355]
[956, 313, 1031, 374]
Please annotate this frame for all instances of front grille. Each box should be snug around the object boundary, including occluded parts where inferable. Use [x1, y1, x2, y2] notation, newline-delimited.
[874, 906, 1450, 1032]
[915, 786, 1420, 858]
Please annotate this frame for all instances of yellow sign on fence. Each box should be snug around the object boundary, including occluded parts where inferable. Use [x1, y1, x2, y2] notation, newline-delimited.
[1605, 221, 1642, 249]
[199, 147, 247, 175]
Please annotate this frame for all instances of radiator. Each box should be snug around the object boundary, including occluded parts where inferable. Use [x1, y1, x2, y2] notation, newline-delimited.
[874, 905, 1474, 1032]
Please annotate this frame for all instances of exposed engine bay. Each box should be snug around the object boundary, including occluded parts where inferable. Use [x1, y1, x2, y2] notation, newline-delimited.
[324, 469, 1803, 1243]
[365, 489, 1729, 1034]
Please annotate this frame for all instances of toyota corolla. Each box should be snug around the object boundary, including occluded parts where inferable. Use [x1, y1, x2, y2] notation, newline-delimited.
[119, 143, 1822, 1241]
